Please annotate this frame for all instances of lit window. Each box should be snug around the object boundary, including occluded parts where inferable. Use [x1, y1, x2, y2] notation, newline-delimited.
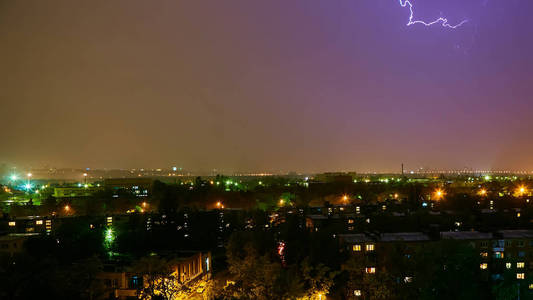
[35, 220, 43, 225]
[529, 283, 533, 290]
[353, 245, 361, 252]
[404, 276, 413, 283]
[494, 252, 504, 259]
[8, 221, 15, 227]
[480, 252, 488, 258]
[517, 273, 525, 280]
[366, 244, 375, 251]
[354, 290, 362, 297]
[365, 267, 376, 274]
[480, 263, 488, 270]
[506, 263, 512, 269]
[517, 262, 525, 269]
[348, 219, 354, 224]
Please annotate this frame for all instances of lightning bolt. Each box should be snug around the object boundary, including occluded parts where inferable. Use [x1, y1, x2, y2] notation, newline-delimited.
[399, 0, 468, 29]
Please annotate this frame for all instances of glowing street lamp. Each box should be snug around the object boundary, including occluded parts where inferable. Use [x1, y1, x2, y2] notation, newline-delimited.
[64, 205, 70, 212]
[434, 188, 444, 200]
[10, 175, 18, 181]
[516, 185, 527, 197]
[478, 189, 487, 196]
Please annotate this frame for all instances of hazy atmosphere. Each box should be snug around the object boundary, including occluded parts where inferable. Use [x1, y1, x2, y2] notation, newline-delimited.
[2, 0, 533, 172]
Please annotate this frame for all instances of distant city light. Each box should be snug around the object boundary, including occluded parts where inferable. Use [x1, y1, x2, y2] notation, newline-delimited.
[10, 175, 18, 181]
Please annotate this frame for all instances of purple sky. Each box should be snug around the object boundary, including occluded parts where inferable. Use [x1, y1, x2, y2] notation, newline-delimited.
[1, 0, 533, 173]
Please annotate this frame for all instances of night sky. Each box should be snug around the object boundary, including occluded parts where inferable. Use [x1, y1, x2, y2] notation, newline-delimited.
[1, 0, 533, 173]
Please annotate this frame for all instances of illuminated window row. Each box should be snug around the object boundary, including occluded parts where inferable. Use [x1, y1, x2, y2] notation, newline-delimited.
[352, 244, 375, 252]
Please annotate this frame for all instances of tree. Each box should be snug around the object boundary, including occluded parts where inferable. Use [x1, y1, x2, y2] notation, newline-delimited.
[225, 243, 282, 299]
[133, 256, 185, 300]
[300, 258, 338, 299]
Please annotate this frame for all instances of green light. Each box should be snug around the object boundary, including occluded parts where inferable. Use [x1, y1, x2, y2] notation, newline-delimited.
[10, 175, 18, 181]
[104, 227, 115, 249]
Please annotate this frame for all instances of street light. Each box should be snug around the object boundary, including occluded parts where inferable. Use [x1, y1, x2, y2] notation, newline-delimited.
[516, 185, 527, 197]
[434, 188, 444, 200]
[479, 189, 487, 196]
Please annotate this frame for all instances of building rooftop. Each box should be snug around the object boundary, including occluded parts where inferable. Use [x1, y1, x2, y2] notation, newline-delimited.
[440, 231, 493, 240]
[497, 230, 533, 239]
[379, 232, 430, 242]
[338, 234, 371, 243]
